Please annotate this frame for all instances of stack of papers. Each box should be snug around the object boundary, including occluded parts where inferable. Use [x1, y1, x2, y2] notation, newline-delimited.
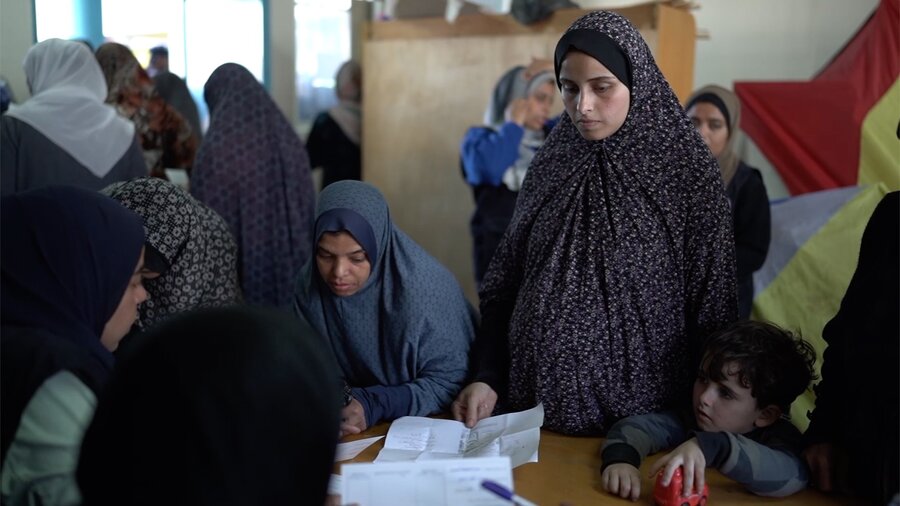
[342, 456, 514, 506]
[374, 403, 544, 468]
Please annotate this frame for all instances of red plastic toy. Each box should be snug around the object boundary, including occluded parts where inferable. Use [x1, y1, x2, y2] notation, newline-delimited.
[653, 467, 709, 506]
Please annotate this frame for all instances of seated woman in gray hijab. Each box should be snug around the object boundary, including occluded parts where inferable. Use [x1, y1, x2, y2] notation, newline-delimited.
[1, 39, 146, 196]
[295, 180, 476, 435]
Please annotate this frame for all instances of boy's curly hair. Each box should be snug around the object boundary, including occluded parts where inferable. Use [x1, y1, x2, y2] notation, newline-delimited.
[700, 320, 817, 411]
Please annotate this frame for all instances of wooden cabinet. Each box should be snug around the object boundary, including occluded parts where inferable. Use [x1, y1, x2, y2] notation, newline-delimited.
[362, 4, 696, 301]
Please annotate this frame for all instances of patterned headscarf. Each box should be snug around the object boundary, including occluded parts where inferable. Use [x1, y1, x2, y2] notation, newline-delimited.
[685, 84, 742, 188]
[479, 11, 737, 434]
[192, 63, 315, 309]
[294, 181, 475, 417]
[95, 42, 197, 178]
[103, 178, 242, 328]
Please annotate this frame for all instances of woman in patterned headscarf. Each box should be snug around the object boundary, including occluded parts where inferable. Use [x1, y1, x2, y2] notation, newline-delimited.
[294, 181, 475, 435]
[685, 85, 770, 320]
[191, 63, 315, 309]
[102, 178, 241, 332]
[453, 11, 737, 435]
[95, 42, 198, 179]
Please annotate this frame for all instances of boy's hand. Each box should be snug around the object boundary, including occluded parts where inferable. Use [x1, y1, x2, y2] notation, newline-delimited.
[601, 463, 641, 501]
[649, 438, 706, 496]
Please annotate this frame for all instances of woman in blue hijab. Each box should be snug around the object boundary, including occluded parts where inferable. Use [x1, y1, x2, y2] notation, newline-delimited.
[295, 181, 476, 434]
[1, 186, 148, 505]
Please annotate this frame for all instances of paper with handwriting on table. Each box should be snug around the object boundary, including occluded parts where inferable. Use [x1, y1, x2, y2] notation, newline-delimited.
[342, 456, 514, 506]
[374, 403, 543, 468]
[335, 435, 384, 462]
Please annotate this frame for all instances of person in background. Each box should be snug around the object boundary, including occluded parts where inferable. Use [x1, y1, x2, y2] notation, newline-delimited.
[601, 320, 816, 500]
[192, 63, 315, 309]
[153, 71, 203, 143]
[102, 177, 241, 338]
[77, 306, 342, 506]
[147, 45, 168, 78]
[685, 85, 770, 320]
[295, 181, 476, 436]
[1, 186, 148, 506]
[95, 42, 197, 179]
[460, 59, 557, 287]
[306, 60, 362, 190]
[1, 39, 146, 196]
[453, 11, 737, 435]
[803, 191, 899, 504]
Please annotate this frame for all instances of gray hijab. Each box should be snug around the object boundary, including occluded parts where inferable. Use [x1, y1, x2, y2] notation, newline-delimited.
[294, 181, 476, 416]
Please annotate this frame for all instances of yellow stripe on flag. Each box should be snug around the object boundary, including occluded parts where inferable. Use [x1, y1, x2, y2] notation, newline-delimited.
[752, 183, 888, 431]
[858, 78, 900, 190]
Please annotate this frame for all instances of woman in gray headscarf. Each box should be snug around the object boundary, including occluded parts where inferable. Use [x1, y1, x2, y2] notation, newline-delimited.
[460, 61, 557, 286]
[1, 39, 146, 196]
[294, 180, 475, 435]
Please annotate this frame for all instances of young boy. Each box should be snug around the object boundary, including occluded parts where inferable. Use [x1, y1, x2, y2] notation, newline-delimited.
[600, 320, 816, 500]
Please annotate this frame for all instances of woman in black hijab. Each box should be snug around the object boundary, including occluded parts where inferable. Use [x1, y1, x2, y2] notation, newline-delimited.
[1, 186, 147, 504]
[77, 306, 342, 506]
[453, 11, 737, 435]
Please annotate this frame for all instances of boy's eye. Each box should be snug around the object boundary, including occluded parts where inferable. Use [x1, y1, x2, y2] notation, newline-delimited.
[718, 387, 732, 399]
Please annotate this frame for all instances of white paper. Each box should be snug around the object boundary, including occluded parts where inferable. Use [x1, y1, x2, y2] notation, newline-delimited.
[374, 404, 543, 468]
[342, 456, 514, 506]
[327, 473, 342, 496]
[335, 435, 385, 462]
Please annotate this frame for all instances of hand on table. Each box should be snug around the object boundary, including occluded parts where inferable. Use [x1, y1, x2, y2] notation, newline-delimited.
[340, 397, 367, 437]
[601, 463, 641, 501]
[649, 437, 706, 496]
[451, 382, 497, 428]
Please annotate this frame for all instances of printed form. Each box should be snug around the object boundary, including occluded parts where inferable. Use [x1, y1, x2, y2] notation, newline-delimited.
[374, 403, 543, 468]
[342, 456, 514, 506]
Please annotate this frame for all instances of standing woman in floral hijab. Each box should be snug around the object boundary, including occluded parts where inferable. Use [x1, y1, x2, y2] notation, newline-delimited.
[192, 63, 315, 309]
[95, 42, 198, 179]
[453, 11, 737, 435]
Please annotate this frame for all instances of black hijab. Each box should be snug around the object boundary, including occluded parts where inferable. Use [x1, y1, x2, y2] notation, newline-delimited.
[77, 306, 342, 506]
[0, 185, 144, 458]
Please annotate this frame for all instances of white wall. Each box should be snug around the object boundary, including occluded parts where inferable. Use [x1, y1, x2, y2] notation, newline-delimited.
[1, 0, 35, 103]
[692, 0, 880, 198]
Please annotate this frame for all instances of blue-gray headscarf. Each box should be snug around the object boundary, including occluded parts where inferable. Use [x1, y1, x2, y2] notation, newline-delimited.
[294, 181, 475, 420]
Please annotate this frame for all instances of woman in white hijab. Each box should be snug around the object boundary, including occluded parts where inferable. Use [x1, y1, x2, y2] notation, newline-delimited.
[1, 39, 146, 196]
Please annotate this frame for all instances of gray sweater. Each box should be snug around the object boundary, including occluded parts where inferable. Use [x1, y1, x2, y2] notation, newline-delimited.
[601, 410, 808, 497]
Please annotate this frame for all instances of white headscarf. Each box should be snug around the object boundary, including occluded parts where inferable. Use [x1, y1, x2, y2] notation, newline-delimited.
[6, 39, 136, 177]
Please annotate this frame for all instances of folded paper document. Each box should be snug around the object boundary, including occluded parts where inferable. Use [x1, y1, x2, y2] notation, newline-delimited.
[374, 403, 544, 468]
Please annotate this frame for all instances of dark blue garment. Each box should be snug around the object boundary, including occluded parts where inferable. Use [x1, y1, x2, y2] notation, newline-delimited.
[294, 181, 476, 426]
[0, 185, 144, 460]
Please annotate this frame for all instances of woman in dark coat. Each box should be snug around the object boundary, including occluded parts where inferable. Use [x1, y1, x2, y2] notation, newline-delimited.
[686, 84, 771, 320]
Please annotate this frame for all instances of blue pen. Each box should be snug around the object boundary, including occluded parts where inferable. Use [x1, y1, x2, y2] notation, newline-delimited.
[481, 479, 539, 506]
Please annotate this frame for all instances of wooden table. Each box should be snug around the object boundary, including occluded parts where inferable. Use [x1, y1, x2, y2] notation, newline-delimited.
[337, 421, 866, 505]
